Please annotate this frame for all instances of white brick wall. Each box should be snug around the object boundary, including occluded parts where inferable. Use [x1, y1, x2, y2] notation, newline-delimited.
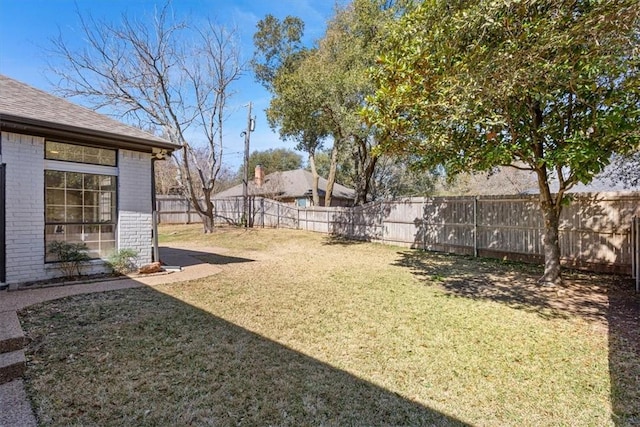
[118, 149, 153, 265]
[1, 133, 154, 285]
[2, 132, 47, 284]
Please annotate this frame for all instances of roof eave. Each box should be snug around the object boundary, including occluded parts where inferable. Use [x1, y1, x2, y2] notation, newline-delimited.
[0, 113, 180, 153]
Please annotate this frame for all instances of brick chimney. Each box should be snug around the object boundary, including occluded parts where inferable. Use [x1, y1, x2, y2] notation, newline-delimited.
[254, 164, 265, 188]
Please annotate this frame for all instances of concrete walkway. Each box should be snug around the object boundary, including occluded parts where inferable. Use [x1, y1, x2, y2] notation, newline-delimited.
[0, 245, 223, 427]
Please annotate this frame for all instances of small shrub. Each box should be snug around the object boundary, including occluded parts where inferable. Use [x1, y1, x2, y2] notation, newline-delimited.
[107, 248, 139, 274]
[47, 241, 91, 278]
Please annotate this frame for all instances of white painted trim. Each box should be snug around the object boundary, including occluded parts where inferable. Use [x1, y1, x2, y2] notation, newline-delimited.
[44, 159, 118, 176]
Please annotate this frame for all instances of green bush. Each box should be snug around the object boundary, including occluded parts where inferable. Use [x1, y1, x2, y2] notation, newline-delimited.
[47, 241, 91, 278]
[107, 248, 139, 274]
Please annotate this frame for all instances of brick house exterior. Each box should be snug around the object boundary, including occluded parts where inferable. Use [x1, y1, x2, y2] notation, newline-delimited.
[0, 75, 179, 288]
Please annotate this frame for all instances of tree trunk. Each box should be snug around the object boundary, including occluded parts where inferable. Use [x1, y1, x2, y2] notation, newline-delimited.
[325, 141, 339, 207]
[354, 142, 378, 206]
[201, 214, 214, 233]
[539, 203, 563, 285]
[536, 171, 563, 286]
[308, 152, 320, 206]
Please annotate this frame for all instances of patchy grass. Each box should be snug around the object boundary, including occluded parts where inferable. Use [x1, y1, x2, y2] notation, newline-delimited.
[20, 225, 640, 426]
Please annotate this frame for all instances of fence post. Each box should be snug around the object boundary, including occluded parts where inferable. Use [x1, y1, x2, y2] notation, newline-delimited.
[327, 209, 330, 234]
[473, 197, 478, 258]
[631, 217, 640, 292]
[277, 203, 280, 229]
[422, 198, 427, 250]
[379, 201, 385, 243]
[350, 207, 354, 238]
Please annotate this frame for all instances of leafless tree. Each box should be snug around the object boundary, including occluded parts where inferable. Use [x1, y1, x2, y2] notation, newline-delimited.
[49, 2, 244, 232]
[154, 158, 180, 195]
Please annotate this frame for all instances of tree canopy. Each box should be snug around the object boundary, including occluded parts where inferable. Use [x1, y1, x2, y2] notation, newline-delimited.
[238, 148, 304, 179]
[364, 0, 640, 284]
[254, 1, 412, 206]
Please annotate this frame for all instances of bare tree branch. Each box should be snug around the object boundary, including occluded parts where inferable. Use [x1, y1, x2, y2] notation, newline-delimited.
[48, 1, 245, 232]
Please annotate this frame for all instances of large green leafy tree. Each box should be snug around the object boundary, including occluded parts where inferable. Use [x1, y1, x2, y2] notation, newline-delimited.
[255, 1, 411, 206]
[253, 15, 328, 206]
[364, 0, 640, 285]
[237, 148, 303, 179]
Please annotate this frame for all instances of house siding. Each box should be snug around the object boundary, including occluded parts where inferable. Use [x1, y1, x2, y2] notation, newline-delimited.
[0, 132, 154, 286]
[117, 149, 153, 265]
[2, 132, 47, 284]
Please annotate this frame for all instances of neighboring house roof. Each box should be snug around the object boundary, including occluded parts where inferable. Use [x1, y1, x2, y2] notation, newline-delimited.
[215, 169, 356, 200]
[523, 166, 640, 195]
[0, 74, 179, 153]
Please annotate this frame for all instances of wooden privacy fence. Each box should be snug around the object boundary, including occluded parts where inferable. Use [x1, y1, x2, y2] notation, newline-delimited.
[633, 216, 640, 291]
[156, 193, 640, 275]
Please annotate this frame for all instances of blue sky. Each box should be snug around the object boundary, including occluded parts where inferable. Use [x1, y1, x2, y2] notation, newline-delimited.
[0, 0, 342, 170]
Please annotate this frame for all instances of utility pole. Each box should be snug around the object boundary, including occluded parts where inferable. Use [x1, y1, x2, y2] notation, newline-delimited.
[241, 102, 254, 228]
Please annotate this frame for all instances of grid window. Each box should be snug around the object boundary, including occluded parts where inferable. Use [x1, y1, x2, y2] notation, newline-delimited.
[45, 141, 117, 166]
[45, 170, 117, 261]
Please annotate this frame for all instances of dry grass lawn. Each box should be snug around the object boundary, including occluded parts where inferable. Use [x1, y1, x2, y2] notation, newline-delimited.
[19, 225, 640, 426]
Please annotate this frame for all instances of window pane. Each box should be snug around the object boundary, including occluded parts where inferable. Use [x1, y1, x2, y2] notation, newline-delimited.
[66, 173, 83, 190]
[45, 141, 65, 161]
[45, 141, 116, 166]
[83, 147, 100, 164]
[100, 192, 114, 221]
[63, 225, 84, 242]
[84, 241, 101, 258]
[46, 189, 65, 206]
[66, 190, 83, 206]
[45, 225, 65, 241]
[65, 207, 83, 222]
[45, 170, 65, 188]
[46, 206, 66, 222]
[101, 240, 116, 254]
[84, 207, 99, 222]
[84, 175, 99, 190]
[45, 225, 66, 261]
[84, 191, 99, 207]
[99, 150, 117, 166]
[99, 176, 116, 191]
[45, 170, 117, 261]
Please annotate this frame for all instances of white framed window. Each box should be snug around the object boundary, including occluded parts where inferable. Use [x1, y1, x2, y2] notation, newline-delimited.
[44, 141, 118, 261]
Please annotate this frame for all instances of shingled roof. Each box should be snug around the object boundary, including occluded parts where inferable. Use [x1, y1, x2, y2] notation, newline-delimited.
[215, 169, 356, 200]
[0, 74, 178, 153]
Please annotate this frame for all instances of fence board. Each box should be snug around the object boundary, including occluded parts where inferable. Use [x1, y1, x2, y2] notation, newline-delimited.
[156, 192, 640, 274]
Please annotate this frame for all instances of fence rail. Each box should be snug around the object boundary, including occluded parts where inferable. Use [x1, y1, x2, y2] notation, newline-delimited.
[156, 193, 640, 275]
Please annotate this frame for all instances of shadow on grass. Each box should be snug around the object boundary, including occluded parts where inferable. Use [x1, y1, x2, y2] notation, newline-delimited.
[393, 248, 640, 425]
[159, 246, 254, 267]
[394, 249, 610, 321]
[20, 287, 468, 426]
[322, 235, 372, 246]
[607, 282, 640, 426]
